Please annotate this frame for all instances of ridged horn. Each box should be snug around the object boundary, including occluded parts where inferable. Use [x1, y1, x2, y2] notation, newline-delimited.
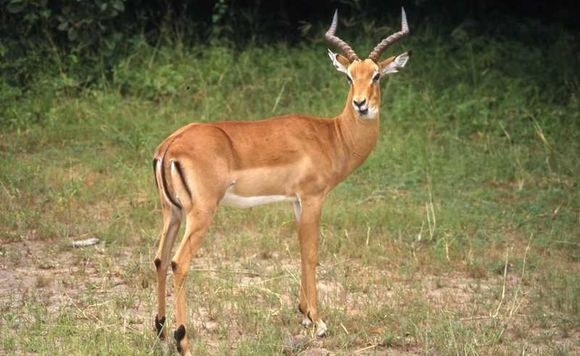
[324, 10, 359, 62]
[368, 7, 410, 62]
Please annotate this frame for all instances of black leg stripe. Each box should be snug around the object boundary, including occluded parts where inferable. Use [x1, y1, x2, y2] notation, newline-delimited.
[172, 161, 193, 201]
[152, 158, 159, 187]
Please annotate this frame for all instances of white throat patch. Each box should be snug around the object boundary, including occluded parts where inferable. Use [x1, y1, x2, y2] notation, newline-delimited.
[356, 106, 379, 120]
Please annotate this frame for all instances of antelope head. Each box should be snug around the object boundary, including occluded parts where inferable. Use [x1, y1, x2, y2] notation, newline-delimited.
[326, 8, 411, 119]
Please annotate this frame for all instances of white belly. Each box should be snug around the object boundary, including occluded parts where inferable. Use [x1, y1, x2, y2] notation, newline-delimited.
[220, 192, 297, 208]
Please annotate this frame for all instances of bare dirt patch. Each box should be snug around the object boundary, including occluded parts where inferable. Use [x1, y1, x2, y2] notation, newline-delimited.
[1, 237, 577, 354]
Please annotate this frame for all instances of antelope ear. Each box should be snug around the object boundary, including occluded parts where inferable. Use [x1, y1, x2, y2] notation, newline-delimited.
[327, 49, 350, 74]
[379, 51, 411, 76]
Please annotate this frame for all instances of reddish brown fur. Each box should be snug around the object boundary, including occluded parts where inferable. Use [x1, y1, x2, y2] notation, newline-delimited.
[151, 34, 408, 355]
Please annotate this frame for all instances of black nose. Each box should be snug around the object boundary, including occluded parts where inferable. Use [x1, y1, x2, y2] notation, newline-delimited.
[353, 98, 366, 108]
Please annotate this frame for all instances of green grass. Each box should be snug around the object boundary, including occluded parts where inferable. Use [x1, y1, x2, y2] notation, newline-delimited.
[1, 25, 579, 354]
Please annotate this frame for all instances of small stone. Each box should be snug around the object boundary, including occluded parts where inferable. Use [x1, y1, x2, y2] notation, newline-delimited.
[301, 347, 331, 356]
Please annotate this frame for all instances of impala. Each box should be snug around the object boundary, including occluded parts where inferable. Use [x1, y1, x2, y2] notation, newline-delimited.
[152, 8, 410, 354]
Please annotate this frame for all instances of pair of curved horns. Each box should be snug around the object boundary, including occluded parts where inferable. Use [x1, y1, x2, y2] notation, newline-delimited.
[325, 8, 409, 63]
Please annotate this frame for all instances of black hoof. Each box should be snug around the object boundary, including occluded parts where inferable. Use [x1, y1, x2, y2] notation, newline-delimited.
[155, 315, 166, 339]
[174, 324, 186, 353]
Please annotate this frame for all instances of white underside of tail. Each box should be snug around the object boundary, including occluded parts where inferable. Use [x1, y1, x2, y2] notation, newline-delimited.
[156, 158, 176, 207]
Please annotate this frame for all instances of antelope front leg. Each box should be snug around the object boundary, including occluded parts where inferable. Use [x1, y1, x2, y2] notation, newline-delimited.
[297, 197, 327, 337]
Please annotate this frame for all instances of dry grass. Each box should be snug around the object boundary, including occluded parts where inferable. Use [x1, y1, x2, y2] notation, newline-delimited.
[1, 228, 577, 354]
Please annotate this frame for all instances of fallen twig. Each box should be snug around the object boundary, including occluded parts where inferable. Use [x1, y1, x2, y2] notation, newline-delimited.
[354, 344, 379, 353]
[72, 237, 100, 247]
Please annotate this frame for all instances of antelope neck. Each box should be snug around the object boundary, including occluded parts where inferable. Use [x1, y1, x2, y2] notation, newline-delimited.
[333, 88, 380, 174]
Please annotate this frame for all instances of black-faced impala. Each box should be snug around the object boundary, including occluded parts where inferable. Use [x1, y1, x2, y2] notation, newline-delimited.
[152, 8, 410, 354]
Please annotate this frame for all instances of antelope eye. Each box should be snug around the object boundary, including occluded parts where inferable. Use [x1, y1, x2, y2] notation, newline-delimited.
[372, 73, 380, 82]
[346, 75, 353, 84]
